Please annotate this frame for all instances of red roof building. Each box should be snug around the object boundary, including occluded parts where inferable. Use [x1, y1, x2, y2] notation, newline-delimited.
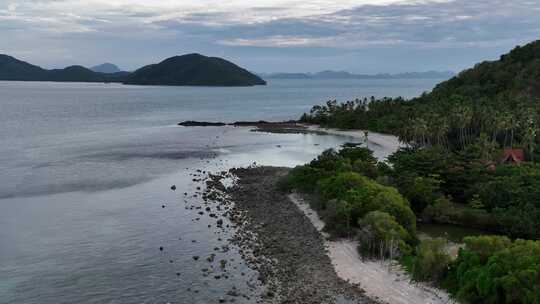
[501, 148, 525, 164]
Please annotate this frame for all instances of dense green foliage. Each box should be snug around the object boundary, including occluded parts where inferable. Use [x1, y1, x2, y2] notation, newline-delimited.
[285, 144, 540, 303]
[0, 54, 128, 82]
[300, 97, 409, 134]
[358, 211, 410, 259]
[410, 238, 451, 282]
[294, 40, 540, 303]
[386, 146, 540, 239]
[300, 40, 540, 240]
[433, 41, 540, 99]
[125, 53, 266, 86]
[284, 146, 416, 258]
[443, 236, 540, 304]
[301, 40, 540, 153]
[318, 171, 416, 237]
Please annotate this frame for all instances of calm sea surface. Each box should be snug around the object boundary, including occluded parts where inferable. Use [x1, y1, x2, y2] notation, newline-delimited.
[0, 79, 441, 303]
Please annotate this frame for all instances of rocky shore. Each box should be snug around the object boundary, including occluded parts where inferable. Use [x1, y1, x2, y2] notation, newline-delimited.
[206, 166, 375, 304]
[178, 120, 329, 135]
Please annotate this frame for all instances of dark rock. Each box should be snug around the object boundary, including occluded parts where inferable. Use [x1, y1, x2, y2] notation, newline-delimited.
[209, 167, 375, 304]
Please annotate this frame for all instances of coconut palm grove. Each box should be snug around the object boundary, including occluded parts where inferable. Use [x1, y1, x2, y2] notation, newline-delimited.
[290, 40, 540, 303]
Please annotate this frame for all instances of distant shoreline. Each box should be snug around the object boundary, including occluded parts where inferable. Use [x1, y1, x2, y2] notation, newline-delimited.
[0, 79, 265, 87]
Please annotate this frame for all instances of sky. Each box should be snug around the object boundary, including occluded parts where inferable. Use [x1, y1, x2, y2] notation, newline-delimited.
[1, 0, 539, 73]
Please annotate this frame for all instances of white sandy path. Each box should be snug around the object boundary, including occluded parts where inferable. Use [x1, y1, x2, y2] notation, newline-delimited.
[289, 193, 456, 304]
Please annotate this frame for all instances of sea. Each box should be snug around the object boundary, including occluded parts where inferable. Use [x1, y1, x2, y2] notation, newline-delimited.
[0, 78, 442, 303]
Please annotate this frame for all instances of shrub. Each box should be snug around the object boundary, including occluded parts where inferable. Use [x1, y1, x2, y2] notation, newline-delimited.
[357, 211, 410, 259]
[323, 199, 353, 236]
[462, 235, 512, 263]
[309, 149, 343, 171]
[318, 172, 416, 237]
[318, 171, 369, 201]
[352, 159, 378, 179]
[399, 175, 443, 213]
[444, 237, 540, 304]
[284, 165, 326, 193]
[411, 238, 451, 282]
[422, 196, 453, 223]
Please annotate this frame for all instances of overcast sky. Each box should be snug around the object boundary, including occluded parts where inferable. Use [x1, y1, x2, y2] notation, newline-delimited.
[1, 0, 539, 73]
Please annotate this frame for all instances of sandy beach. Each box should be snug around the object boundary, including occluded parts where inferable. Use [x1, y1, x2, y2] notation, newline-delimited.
[289, 193, 456, 304]
[206, 165, 457, 304]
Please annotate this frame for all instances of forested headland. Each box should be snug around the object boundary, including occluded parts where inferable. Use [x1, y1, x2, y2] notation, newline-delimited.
[286, 40, 540, 303]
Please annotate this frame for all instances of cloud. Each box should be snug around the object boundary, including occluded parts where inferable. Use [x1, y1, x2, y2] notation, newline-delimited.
[212, 0, 540, 49]
[0, 0, 538, 72]
[1, 0, 535, 45]
[218, 35, 405, 48]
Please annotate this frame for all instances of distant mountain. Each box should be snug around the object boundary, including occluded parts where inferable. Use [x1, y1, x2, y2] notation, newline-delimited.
[125, 53, 266, 86]
[262, 70, 454, 80]
[90, 63, 122, 73]
[313, 70, 355, 79]
[0, 54, 128, 82]
[392, 71, 455, 79]
[0, 54, 49, 81]
[0, 53, 264, 86]
[258, 72, 311, 79]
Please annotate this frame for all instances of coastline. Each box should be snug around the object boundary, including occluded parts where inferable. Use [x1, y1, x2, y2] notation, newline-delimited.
[178, 121, 404, 159]
[208, 166, 455, 304]
[208, 166, 375, 303]
[289, 193, 456, 304]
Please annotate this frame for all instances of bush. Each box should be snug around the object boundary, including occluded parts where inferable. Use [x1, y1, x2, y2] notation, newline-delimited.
[422, 197, 502, 232]
[318, 171, 369, 201]
[284, 165, 325, 193]
[309, 149, 343, 171]
[444, 237, 540, 304]
[370, 189, 416, 237]
[352, 159, 378, 179]
[411, 238, 451, 282]
[398, 175, 443, 213]
[324, 199, 353, 236]
[462, 235, 512, 263]
[318, 172, 416, 237]
[357, 211, 410, 259]
[422, 196, 453, 223]
[339, 146, 376, 162]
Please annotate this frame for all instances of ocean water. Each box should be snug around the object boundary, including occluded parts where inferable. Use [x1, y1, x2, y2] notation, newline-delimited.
[0, 78, 441, 303]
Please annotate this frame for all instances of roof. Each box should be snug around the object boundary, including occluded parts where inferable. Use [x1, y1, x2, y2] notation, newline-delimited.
[501, 148, 525, 164]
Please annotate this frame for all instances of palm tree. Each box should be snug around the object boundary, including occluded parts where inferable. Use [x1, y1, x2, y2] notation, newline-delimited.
[509, 114, 520, 148]
[500, 112, 513, 147]
[451, 105, 473, 149]
[522, 116, 537, 161]
[412, 118, 428, 147]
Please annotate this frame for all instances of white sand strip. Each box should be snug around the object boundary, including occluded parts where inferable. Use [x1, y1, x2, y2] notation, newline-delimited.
[304, 125, 404, 159]
[289, 193, 456, 304]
